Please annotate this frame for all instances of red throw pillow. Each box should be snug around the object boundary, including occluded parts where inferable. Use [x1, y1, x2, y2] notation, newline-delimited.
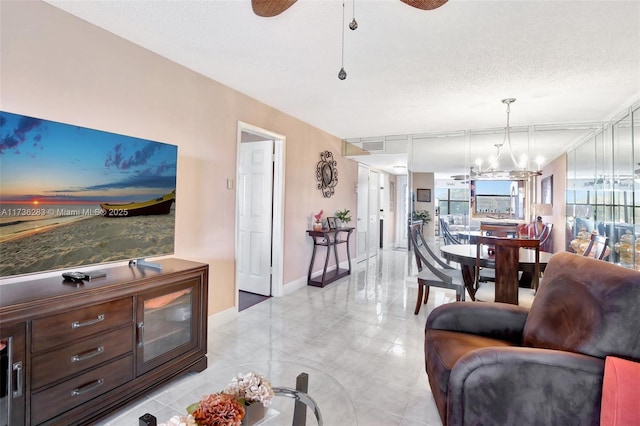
[601, 356, 640, 426]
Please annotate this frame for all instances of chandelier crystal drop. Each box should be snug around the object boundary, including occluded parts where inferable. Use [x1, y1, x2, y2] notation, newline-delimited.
[471, 98, 542, 180]
[349, 0, 358, 30]
[338, 1, 347, 80]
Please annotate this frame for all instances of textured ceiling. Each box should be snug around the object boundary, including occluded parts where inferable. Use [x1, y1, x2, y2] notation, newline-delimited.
[45, 0, 640, 177]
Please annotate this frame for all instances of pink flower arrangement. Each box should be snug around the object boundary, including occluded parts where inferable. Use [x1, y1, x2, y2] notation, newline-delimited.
[313, 210, 323, 222]
[160, 372, 274, 426]
[190, 393, 245, 426]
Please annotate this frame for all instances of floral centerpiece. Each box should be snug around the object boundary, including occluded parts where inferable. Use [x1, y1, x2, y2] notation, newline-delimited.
[159, 372, 274, 426]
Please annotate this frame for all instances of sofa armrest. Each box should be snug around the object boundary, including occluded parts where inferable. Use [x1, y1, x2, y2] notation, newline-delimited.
[425, 301, 529, 343]
[448, 347, 604, 426]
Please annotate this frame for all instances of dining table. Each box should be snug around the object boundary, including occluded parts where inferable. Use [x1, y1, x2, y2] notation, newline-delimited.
[440, 243, 554, 304]
[454, 230, 482, 243]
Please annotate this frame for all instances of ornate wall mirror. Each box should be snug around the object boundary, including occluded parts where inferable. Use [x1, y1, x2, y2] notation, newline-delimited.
[316, 150, 338, 197]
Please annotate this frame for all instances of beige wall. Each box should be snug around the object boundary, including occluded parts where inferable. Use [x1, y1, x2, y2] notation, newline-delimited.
[0, 1, 358, 315]
[538, 153, 567, 253]
[411, 172, 436, 240]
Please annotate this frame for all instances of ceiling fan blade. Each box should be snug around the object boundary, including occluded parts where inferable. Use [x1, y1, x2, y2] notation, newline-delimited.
[252, 0, 298, 17]
[400, 0, 448, 11]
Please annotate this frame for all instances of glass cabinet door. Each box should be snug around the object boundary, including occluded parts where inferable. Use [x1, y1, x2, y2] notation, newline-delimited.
[0, 323, 25, 426]
[566, 103, 638, 269]
[136, 278, 201, 374]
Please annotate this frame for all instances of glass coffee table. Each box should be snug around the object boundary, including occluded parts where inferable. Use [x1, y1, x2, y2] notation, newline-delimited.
[144, 361, 357, 426]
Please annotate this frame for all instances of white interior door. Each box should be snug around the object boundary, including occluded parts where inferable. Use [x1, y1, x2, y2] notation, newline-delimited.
[237, 140, 273, 296]
[368, 170, 380, 256]
[356, 164, 369, 262]
[397, 175, 408, 248]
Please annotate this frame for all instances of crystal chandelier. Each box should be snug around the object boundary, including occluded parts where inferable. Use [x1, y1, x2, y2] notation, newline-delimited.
[471, 98, 543, 180]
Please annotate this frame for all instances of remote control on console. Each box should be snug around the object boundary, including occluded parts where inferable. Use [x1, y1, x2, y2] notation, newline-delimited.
[62, 271, 87, 282]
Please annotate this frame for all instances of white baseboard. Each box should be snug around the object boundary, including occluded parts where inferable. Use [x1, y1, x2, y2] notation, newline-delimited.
[209, 306, 237, 327]
[282, 275, 307, 295]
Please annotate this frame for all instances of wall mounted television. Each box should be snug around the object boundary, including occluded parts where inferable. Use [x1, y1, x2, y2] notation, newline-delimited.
[0, 111, 178, 279]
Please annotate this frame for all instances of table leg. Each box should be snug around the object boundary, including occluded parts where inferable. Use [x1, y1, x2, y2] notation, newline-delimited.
[459, 264, 477, 301]
[293, 373, 309, 426]
[345, 230, 352, 274]
[321, 239, 331, 284]
[333, 238, 340, 276]
[272, 385, 323, 426]
[307, 238, 318, 285]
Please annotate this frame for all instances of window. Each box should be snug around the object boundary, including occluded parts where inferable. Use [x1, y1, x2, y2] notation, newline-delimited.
[472, 180, 526, 220]
[436, 188, 469, 216]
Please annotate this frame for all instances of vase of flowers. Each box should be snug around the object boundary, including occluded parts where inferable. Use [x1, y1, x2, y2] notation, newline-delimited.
[160, 372, 274, 426]
[312, 210, 323, 231]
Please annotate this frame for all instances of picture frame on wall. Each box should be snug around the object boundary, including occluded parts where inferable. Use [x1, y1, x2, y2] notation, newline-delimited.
[416, 188, 431, 202]
[541, 176, 553, 205]
[327, 217, 337, 229]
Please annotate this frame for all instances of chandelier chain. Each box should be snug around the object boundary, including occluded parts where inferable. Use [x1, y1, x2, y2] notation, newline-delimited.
[341, 1, 345, 66]
[338, 1, 347, 80]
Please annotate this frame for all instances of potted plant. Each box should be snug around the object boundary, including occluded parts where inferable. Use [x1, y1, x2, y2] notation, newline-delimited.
[335, 209, 352, 227]
[412, 210, 432, 224]
[412, 210, 432, 235]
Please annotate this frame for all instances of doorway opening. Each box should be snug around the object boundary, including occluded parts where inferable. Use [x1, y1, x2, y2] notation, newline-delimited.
[356, 164, 381, 263]
[235, 122, 285, 311]
[239, 291, 271, 311]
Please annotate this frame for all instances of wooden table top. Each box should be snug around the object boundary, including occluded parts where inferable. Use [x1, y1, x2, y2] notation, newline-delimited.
[440, 244, 554, 267]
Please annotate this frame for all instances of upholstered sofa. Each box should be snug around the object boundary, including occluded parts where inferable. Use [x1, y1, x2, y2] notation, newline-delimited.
[424, 252, 640, 426]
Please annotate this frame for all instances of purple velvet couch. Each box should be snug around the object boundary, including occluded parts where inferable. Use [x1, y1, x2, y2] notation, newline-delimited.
[424, 252, 640, 426]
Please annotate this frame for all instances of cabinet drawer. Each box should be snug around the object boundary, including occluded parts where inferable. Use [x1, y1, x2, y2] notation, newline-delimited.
[31, 354, 133, 425]
[31, 325, 133, 390]
[31, 298, 133, 352]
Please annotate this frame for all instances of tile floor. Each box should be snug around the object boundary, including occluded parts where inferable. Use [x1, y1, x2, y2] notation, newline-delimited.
[98, 247, 455, 425]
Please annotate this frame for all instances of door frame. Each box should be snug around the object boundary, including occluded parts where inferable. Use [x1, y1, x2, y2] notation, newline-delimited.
[356, 164, 369, 263]
[235, 122, 286, 307]
[356, 164, 381, 262]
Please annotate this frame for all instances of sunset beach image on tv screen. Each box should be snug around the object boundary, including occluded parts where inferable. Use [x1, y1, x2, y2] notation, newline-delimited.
[0, 111, 178, 278]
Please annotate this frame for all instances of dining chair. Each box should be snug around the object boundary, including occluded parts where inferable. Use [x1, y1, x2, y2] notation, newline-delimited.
[480, 223, 519, 238]
[474, 236, 540, 306]
[540, 223, 553, 251]
[582, 233, 610, 260]
[410, 224, 464, 314]
[439, 217, 461, 245]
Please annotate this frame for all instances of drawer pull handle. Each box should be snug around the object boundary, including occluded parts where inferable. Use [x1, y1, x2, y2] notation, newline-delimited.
[71, 346, 104, 363]
[13, 361, 23, 398]
[71, 378, 104, 397]
[137, 322, 145, 348]
[71, 314, 105, 329]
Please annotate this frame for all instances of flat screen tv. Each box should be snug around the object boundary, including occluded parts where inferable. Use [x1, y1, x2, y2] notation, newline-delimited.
[0, 111, 178, 279]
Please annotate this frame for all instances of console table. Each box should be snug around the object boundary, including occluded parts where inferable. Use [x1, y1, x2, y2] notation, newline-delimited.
[0, 258, 208, 425]
[306, 227, 354, 287]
